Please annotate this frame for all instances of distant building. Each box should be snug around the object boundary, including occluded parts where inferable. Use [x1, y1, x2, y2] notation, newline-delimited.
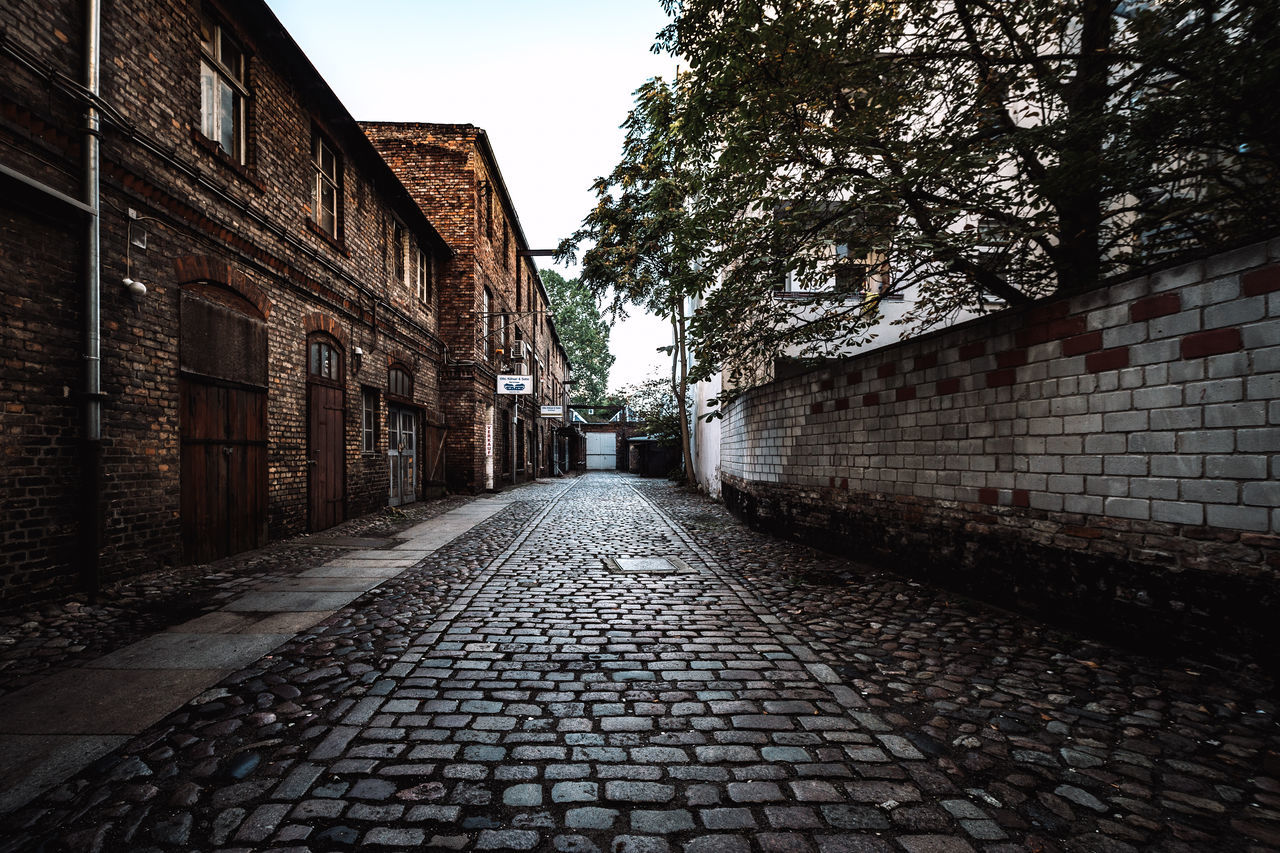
[363, 123, 573, 493]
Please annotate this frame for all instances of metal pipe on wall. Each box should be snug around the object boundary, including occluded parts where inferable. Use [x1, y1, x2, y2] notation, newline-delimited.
[81, 0, 103, 597]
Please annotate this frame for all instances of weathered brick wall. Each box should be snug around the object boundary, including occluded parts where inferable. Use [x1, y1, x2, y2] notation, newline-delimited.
[364, 122, 571, 490]
[0, 0, 447, 604]
[720, 240, 1280, 662]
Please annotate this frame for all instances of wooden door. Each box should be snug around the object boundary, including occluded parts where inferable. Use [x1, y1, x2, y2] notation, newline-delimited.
[388, 406, 417, 506]
[422, 424, 446, 488]
[308, 381, 345, 531]
[179, 288, 268, 564]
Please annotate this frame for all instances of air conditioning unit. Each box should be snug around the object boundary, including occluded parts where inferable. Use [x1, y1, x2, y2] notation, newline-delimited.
[508, 339, 529, 365]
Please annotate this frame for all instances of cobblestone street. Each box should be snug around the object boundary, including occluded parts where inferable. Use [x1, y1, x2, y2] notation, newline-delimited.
[1, 473, 1277, 852]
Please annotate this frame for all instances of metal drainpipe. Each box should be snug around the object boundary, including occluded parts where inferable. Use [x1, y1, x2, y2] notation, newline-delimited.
[81, 0, 103, 597]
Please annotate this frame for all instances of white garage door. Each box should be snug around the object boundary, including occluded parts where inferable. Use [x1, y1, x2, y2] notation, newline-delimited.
[586, 432, 615, 470]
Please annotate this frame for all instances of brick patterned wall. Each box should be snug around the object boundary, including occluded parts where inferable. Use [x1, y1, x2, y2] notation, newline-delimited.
[719, 240, 1280, 662]
[0, 0, 447, 604]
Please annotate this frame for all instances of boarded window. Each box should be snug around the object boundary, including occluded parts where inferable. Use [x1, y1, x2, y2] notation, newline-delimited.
[389, 366, 413, 399]
[180, 289, 266, 386]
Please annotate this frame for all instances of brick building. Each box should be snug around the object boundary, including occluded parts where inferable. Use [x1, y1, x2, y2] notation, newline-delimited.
[362, 123, 573, 493]
[0, 0, 453, 604]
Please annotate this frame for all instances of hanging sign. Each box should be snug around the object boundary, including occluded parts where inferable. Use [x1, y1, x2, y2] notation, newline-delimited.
[497, 374, 533, 394]
[541, 405, 564, 418]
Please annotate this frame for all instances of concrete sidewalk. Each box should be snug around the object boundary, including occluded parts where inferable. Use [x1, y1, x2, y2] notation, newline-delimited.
[0, 493, 517, 814]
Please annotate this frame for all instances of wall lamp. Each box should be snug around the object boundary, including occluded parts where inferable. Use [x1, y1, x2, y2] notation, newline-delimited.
[124, 208, 154, 303]
[353, 346, 364, 374]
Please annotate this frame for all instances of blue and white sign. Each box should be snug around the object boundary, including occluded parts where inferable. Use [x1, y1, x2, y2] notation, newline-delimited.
[497, 374, 533, 395]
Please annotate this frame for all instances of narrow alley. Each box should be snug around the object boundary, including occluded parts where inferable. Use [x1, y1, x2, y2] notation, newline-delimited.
[1, 474, 1276, 852]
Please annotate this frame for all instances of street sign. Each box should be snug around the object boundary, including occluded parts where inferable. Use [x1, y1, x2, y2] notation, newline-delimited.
[540, 405, 564, 418]
[497, 374, 533, 394]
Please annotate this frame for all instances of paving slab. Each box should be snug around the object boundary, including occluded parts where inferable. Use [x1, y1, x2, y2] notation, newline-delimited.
[166, 610, 335, 635]
[0, 735, 129, 813]
[345, 548, 432, 561]
[0, 667, 227, 734]
[300, 563, 408, 578]
[261, 576, 387, 592]
[84, 632, 292, 670]
[221, 589, 365, 612]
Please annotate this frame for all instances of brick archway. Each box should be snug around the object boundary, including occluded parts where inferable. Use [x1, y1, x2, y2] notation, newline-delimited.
[173, 255, 271, 319]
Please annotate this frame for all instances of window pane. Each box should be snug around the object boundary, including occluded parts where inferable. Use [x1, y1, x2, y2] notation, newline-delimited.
[200, 62, 217, 141]
[309, 342, 320, 376]
[220, 30, 244, 81]
[218, 79, 236, 155]
[199, 14, 216, 53]
[319, 184, 335, 234]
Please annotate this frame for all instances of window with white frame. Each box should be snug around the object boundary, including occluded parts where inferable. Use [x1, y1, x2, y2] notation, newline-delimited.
[199, 11, 248, 162]
[362, 388, 378, 452]
[312, 134, 340, 238]
[393, 219, 406, 284]
[417, 249, 432, 304]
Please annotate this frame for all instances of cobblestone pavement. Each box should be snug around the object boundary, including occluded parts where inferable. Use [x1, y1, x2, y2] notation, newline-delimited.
[1, 473, 1277, 852]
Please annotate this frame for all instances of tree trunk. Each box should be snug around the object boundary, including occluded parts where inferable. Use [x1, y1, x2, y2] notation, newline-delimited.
[1054, 0, 1113, 291]
[670, 305, 694, 485]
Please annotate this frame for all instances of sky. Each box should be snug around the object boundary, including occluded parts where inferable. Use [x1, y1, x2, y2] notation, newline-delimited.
[265, 0, 677, 392]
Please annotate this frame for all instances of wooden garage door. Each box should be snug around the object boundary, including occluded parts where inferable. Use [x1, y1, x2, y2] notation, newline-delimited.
[179, 288, 268, 563]
[180, 379, 268, 563]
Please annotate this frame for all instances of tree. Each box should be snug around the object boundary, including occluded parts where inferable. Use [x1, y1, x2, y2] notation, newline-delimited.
[539, 269, 615, 405]
[658, 0, 1280, 400]
[556, 76, 714, 483]
[619, 371, 690, 449]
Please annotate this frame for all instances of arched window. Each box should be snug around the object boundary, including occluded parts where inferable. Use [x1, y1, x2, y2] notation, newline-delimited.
[388, 365, 413, 399]
[309, 338, 341, 382]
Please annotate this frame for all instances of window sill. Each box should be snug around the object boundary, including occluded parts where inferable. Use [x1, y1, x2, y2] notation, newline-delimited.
[774, 290, 864, 301]
[191, 130, 264, 192]
[306, 218, 349, 256]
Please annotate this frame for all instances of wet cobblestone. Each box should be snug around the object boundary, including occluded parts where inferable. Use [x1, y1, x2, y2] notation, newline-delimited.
[1, 474, 1277, 851]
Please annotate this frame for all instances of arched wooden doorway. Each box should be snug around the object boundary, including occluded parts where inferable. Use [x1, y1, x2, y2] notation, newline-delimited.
[307, 336, 346, 531]
[179, 285, 268, 563]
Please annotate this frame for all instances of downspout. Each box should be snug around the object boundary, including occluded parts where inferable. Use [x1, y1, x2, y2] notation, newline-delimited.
[81, 0, 104, 597]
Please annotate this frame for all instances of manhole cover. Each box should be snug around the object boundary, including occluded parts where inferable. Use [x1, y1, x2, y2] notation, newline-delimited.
[604, 556, 693, 574]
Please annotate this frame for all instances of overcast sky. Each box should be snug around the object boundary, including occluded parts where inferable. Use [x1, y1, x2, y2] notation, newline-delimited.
[265, 0, 677, 392]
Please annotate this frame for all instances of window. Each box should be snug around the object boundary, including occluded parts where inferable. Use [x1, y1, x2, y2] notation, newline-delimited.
[416, 249, 432, 304]
[308, 339, 341, 381]
[393, 219, 406, 284]
[389, 366, 413, 399]
[485, 186, 494, 240]
[312, 134, 340, 238]
[362, 389, 378, 452]
[502, 220, 510, 269]
[199, 11, 248, 163]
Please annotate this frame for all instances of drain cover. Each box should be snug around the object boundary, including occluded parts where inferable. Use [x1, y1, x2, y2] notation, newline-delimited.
[604, 556, 693, 574]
